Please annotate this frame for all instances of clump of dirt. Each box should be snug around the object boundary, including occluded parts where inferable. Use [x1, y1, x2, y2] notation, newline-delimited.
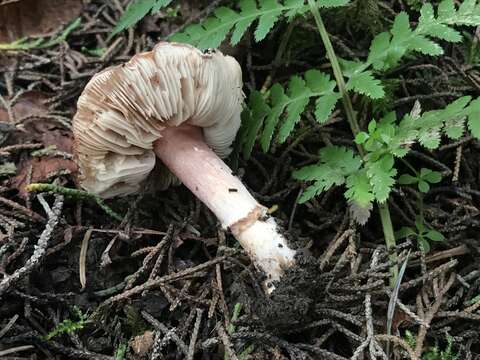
[254, 252, 322, 331]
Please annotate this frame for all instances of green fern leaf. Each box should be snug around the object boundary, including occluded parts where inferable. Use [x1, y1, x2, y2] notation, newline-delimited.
[261, 84, 288, 152]
[366, 154, 396, 202]
[346, 70, 385, 99]
[294, 160, 342, 201]
[151, 0, 172, 13]
[171, 0, 308, 49]
[438, 0, 456, 21]
[409, 35, 443, 55]
[243, 91, 270, 159]
[255, 0, 284, 41]
[423, 24, 462, 42]
[368, 32, 391, 70]
[305, 69, 341, 122]
[366, 1, 480, 71]
[278, 76, 311, 143]
[294, 146, 362, 203]
[232, 0, 257, 44]
[315, 93, 342, 123]
[392, 96, 475, 152]
[110, 0, 172, 38]
[467, 98, 480, 139]
[317, 0, 351, 7]
[345, 170, 375, 207]
[459, 0, 477, 15]
[445, 116, 465, 139]
[254, 70, 339, 153]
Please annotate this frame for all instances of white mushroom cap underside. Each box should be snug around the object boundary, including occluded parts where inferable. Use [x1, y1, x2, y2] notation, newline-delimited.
[73, 42, 244, 198]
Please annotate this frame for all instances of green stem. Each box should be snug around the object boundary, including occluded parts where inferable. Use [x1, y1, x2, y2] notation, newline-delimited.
[378, 202, 398, 286]
[400, 158, 419, 177]
[307, 0, 363, 155]
[308, 0, 398, 285]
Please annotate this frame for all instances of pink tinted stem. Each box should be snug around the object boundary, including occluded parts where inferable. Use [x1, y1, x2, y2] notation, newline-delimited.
[153, 125, 296, 287]
[153, 125, 257, 228]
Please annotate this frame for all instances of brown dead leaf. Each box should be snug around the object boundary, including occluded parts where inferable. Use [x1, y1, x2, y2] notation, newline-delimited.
[11, 157, 77, 197]
[0, 91, 77, 196]
[0, 91, 72, 151]
[0, 90, 49, 123]
[0, 0, 82, 42]
[129, 330, 155, 356]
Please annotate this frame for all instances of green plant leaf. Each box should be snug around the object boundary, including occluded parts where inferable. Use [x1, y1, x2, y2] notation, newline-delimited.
[418, 237, 431, 253]
[415, 216, 425, 233]
[255, 0, 285, 42]
[425, 229, 445, 242]
[410, 35, 444, 56]
[171, 0, 308, 49]
[355, 132, 369, 144]
[398, 174, 418, 185]
[315, 92, 341, 123]
[346, 71, 385, 99]
[365, 1, 480, 72]
[368, 32, 391, 70]
[366, 154, 397, 202]
[305, 70, 340, 123]
[250, 70, 338, 154]
[420, 168, 442, 183]
[294, 146, 362, 203]
[345, 170, 375, 207]
[445, 116, 465, 139]
[396, 226, 416, 239]
[278, 76, 311, 143]
[467, 98, 480, 139]
[260, 84, 288, 152]
[423, 24, 462, 42]
[317, 0, 351, 7]
[242, 91, 270, 159]
[418, 180, 430, 193]
[110, 0, 172, 39]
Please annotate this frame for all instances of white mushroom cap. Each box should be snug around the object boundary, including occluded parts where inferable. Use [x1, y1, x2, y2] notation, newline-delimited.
[73, 42, 244, 198]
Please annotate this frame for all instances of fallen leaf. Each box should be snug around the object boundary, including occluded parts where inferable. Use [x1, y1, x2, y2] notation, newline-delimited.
[0, 90, 49, 123]
[0, 91, 77, 196]
[12, 157, 77, 197]
[0, 0, 82, 43]
[129, 330, 155, 356]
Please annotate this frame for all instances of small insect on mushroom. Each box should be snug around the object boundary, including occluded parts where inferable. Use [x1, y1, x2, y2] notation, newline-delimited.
[72, 42, 296, 290]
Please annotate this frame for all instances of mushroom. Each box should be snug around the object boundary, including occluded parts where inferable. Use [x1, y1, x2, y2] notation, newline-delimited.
[72, 42, 296, 288]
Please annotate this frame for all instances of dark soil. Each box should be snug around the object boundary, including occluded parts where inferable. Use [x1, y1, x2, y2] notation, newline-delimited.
[1, 1, 480, 359]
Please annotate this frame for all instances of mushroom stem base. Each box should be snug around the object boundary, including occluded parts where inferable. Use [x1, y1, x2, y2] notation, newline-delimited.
[153, 125, 296, 287]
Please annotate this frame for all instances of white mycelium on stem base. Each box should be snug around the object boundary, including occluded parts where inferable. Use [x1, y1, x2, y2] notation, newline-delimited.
[73, 42, 296, 286]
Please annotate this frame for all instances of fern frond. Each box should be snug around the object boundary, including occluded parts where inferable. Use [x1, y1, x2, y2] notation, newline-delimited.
[317, 0, 350, 6]
[366, 0, 480, 71]
[242, 70, 340, 157]
[365, 154, 397, 203]
[467, 98, 480, 138]
[378, 96, 480, 158]
[241, 91, 270, 159]
[346, 70, 385, 99]
[345, 170, 374, 208]
[109, 0, 172, 39]
[171, 0, 352, 48]
[171, 0, 310, 49]
[293, 146, 362, 203]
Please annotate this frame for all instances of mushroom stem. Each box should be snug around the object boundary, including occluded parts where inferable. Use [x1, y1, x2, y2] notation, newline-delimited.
[153, 125, 296, 287]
